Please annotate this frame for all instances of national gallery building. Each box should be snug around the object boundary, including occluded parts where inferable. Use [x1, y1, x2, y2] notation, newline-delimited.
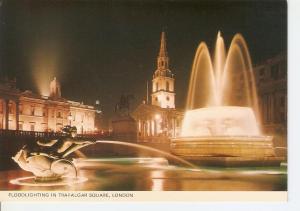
[0, 77, 96, 133]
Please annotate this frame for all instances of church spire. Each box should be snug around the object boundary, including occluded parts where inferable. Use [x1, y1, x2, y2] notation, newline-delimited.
[159, 31, 168, 57]
[157, 31, 169, 70]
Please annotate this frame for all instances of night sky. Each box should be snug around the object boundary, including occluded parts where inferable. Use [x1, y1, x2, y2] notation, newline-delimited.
[0, 0, 287, 124]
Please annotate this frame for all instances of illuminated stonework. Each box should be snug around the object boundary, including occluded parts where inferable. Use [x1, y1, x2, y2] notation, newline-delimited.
[132, 32, 182, 142]
[0, 78, 96, 133]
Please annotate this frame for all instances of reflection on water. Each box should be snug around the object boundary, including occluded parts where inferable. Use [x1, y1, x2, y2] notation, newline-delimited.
[0, 158, 287, 191]
[151, 170, 165, 191]
[9, 176, 88, 187]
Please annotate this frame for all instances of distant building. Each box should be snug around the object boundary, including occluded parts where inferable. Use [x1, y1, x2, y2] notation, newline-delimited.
[132, 32, 183, 142]
[227, 53, 287, 156]
[253, 53, 287, 157]
[225, 53, 287, 137]
[254, 53, 287, 135]
[0, 77, 96, 133]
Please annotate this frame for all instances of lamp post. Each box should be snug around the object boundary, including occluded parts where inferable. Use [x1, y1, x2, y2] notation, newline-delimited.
[68, 113, 72, 126]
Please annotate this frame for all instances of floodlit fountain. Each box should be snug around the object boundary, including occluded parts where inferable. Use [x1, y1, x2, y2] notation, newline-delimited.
[171, 32, 280, 165]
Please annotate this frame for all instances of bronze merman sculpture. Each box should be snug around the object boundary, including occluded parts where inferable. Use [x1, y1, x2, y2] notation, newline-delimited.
[12, 126, 95, 182]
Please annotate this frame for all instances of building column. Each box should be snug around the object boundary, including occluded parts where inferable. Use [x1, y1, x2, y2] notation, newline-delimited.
[144, 121, 147, 137]
[0, 100, 3, 129]
[147, 119, 151, 136]
[138, 120, 141, 136]
[15, 100, 19, 130]
[141, 121, 144, 137]
[4, 99, 9, 130]
[154, 120, 157, 136]
[175, 118, 177, 136]
[271, 93, 274, 123]
[149, 119, 153, 136]
[144, 121, 148, 137]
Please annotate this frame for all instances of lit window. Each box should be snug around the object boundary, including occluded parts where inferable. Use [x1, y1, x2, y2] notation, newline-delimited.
[42, 108, 47, 117]
[57, 111, 62, 118]
[9, 103, 13, 114]
[19, 123, 23, 130]
[280, 96, 285, 107]
[31, 106, 35, 116]
[259, 68, 265, 76]
[19, 104, 23, 114]
[271, 64, 279, 80]
[30, 124, 35, 131]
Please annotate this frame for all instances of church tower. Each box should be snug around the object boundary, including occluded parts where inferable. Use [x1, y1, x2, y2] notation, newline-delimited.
[151, 32, 175, 108]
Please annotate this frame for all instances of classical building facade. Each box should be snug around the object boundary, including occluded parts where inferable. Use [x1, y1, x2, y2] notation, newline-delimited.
[254, 54, 287, 134]
[253, 53, 287, 157]
[0, 78, 96, 133]
[224, 53, 287, 137]
[227, 53, 287, 156]
[132, 32, 183, 142]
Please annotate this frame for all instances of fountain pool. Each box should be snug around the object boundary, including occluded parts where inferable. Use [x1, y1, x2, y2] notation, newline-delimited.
[1, 157, 286, 191]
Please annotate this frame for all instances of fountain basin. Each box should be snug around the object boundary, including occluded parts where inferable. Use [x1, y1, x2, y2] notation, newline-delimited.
[170, 136, 283, 166]
[171, 136, 274, 157]
[181, 106, 260, 137]
[171, 106, 284, 166]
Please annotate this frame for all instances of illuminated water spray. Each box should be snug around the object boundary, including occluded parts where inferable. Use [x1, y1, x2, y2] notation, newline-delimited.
[171, 32, 276, 159]
[183, 32, 261, 137]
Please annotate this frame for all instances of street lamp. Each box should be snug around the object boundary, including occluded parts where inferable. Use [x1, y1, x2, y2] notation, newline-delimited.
[68, 113, 72, 126]
[154, 114, 161, 121]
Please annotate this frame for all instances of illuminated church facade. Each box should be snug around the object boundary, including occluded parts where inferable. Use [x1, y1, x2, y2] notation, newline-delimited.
[132, 32, 183, 141]
[0, 77, 96, 133]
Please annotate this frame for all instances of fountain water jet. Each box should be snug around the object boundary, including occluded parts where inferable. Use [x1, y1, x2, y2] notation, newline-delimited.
[171, 32, 281, 166]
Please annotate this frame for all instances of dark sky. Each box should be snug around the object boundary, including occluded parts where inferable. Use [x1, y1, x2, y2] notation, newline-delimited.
[0, 0, 287, 123]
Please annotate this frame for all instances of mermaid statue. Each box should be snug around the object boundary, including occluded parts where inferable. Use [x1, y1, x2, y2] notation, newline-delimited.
[12, 126, 95, 181]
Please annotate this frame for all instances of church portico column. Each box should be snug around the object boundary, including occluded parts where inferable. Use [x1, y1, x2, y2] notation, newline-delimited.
[149, 119, 153, 136]
[141, 120, 145, 138]
[15, 100, 19, 130]
[173, 118, 176, 137]
[145, 121, 148, 137]
[147, 118, 152, 136]
[4, 99, 9, 130]
[154, 119, 157, 136]
[1, 100, 3, 129]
